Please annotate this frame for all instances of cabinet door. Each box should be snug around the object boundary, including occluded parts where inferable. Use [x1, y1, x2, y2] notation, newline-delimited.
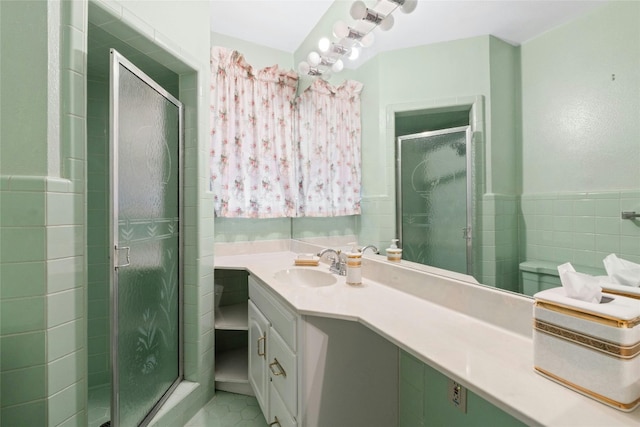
[268, 327, 297, 417]
[268, 383, 297, 427]
[248, 300, 269, 418]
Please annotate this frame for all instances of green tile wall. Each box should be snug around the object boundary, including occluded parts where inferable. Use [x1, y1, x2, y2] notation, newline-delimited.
[480, 194, 519, 291]
[520, 191, 640, 270]
[1, 1, 88, 425]
[2, 0, 212, 425]
[86, 45, 111, 389]
[399, 350, 525, 427]
[214, 269, 249, 307]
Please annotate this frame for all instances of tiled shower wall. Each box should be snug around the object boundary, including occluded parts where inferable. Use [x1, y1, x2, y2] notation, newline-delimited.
[520, 190, 640, 269]
[86, 74, 110, 388]
[0, 1, 88, 425]
[480, 194, 519, 291]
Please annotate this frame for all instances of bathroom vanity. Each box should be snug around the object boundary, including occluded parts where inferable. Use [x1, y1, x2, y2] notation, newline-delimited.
[215, 241, 640, 426]
[247, 273, 398, 426]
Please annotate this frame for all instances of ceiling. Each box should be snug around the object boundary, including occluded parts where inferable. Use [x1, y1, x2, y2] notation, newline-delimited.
[210, 0, 608, 56]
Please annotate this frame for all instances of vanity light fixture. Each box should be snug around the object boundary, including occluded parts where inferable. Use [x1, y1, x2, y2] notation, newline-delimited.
[298, 0, 417, 79]
[297, 61, 324, 77]
[350, 1, 395, 31]
[388, 0, 418, 14]
[332, 22, 375, 46]
[318, 37, 332, 53]
[308, 51, 345, 72]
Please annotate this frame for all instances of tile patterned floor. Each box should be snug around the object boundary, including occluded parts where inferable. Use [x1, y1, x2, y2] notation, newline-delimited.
[88, 386, 266, 427]
[184, 391, 268, 427]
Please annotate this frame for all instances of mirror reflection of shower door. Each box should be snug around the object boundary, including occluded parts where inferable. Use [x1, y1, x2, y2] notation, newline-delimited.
[396, 126, 472, 275]
[110, 49, 183, 427]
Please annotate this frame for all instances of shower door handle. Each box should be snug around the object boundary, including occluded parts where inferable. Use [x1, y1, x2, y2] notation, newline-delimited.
[462, 227, 471, 241]
[114, 245, 131, 269]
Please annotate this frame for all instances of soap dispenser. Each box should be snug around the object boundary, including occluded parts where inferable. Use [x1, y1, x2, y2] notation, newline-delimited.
[386, 239, 402, 262]
[346, 242, 362, 286]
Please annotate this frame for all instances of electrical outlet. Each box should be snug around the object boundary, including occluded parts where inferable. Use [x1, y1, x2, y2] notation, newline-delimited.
[448, 379, 467, 413]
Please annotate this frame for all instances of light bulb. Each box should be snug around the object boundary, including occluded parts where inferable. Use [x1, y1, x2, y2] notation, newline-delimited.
[360, 32, 375, 47]
[350, 1, 367, 19]
[401, 0, 417, 13]
[298, 61, 310, 75]
[333, 21, 349, 39]
[307, 51, 321, 67]
[348, 46, 360, 61]
[379, 14, 394, 31]
[318, 37, 331, 53]
[331, 59, 344, 73]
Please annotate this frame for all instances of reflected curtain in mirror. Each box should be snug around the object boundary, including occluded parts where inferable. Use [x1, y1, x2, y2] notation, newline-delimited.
[297, 79, 363, 217]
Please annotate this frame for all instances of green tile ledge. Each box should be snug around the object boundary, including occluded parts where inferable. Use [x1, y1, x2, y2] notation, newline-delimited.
[0, 175, 73, 193]
[519, 260, 605, 277]
[148, 381, 200, 426]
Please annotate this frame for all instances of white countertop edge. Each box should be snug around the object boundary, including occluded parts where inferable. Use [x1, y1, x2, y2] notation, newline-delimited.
[215, 250, 640, 426]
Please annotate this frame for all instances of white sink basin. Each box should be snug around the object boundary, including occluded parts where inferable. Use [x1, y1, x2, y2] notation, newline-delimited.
[273, 268, 337, 287]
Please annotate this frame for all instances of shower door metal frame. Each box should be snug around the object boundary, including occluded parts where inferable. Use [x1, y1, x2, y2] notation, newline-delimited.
[109, 48, 184, 427]
[395, 125, 473, 275]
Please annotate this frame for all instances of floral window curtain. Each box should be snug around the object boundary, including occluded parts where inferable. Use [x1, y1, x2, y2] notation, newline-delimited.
[296, 79, 363, 217]
[209, 46, 299, 218]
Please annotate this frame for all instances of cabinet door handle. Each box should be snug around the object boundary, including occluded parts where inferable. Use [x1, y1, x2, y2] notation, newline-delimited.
[268, 416, 281, 427]
[258, 336, 266, 358]
[269, 358, 286, 378]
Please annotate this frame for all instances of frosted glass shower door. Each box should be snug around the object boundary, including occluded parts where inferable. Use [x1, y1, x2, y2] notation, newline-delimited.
[396, 126, 472, 275]
[110, 50, 183, 427]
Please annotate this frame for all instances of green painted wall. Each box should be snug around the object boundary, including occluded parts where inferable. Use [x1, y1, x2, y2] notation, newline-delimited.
[489, 36, 520, 196]
[211, 31, 293, 70]
[521, 1, 639, 194]
[0, 0, 50, 176]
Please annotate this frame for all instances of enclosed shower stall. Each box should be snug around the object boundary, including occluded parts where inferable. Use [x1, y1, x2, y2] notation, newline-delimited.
[87, 21, 183, 426]
[396, 126, 473, 276]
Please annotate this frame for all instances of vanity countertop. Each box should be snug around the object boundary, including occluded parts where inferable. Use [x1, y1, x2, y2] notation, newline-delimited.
[215, 250, 640, 426]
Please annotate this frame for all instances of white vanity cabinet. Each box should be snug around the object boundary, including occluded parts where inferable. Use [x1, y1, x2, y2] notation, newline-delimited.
[248, 273, 399, 427]
[248, 275, 299, 426]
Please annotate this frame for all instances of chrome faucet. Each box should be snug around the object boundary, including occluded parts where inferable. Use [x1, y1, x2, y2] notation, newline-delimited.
[360, 245, 379, 255]
[317, 248, 347, 276]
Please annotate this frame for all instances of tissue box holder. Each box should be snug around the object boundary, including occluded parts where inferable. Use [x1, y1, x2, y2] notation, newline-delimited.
[533, 287, 640, 411]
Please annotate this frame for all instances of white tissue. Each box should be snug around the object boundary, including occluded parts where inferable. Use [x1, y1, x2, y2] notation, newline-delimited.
[557, 262, 602, 303]
[603, 253, 640, 287]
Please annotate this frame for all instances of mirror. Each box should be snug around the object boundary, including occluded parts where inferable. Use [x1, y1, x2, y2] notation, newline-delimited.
[291, 1, 640, 296]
